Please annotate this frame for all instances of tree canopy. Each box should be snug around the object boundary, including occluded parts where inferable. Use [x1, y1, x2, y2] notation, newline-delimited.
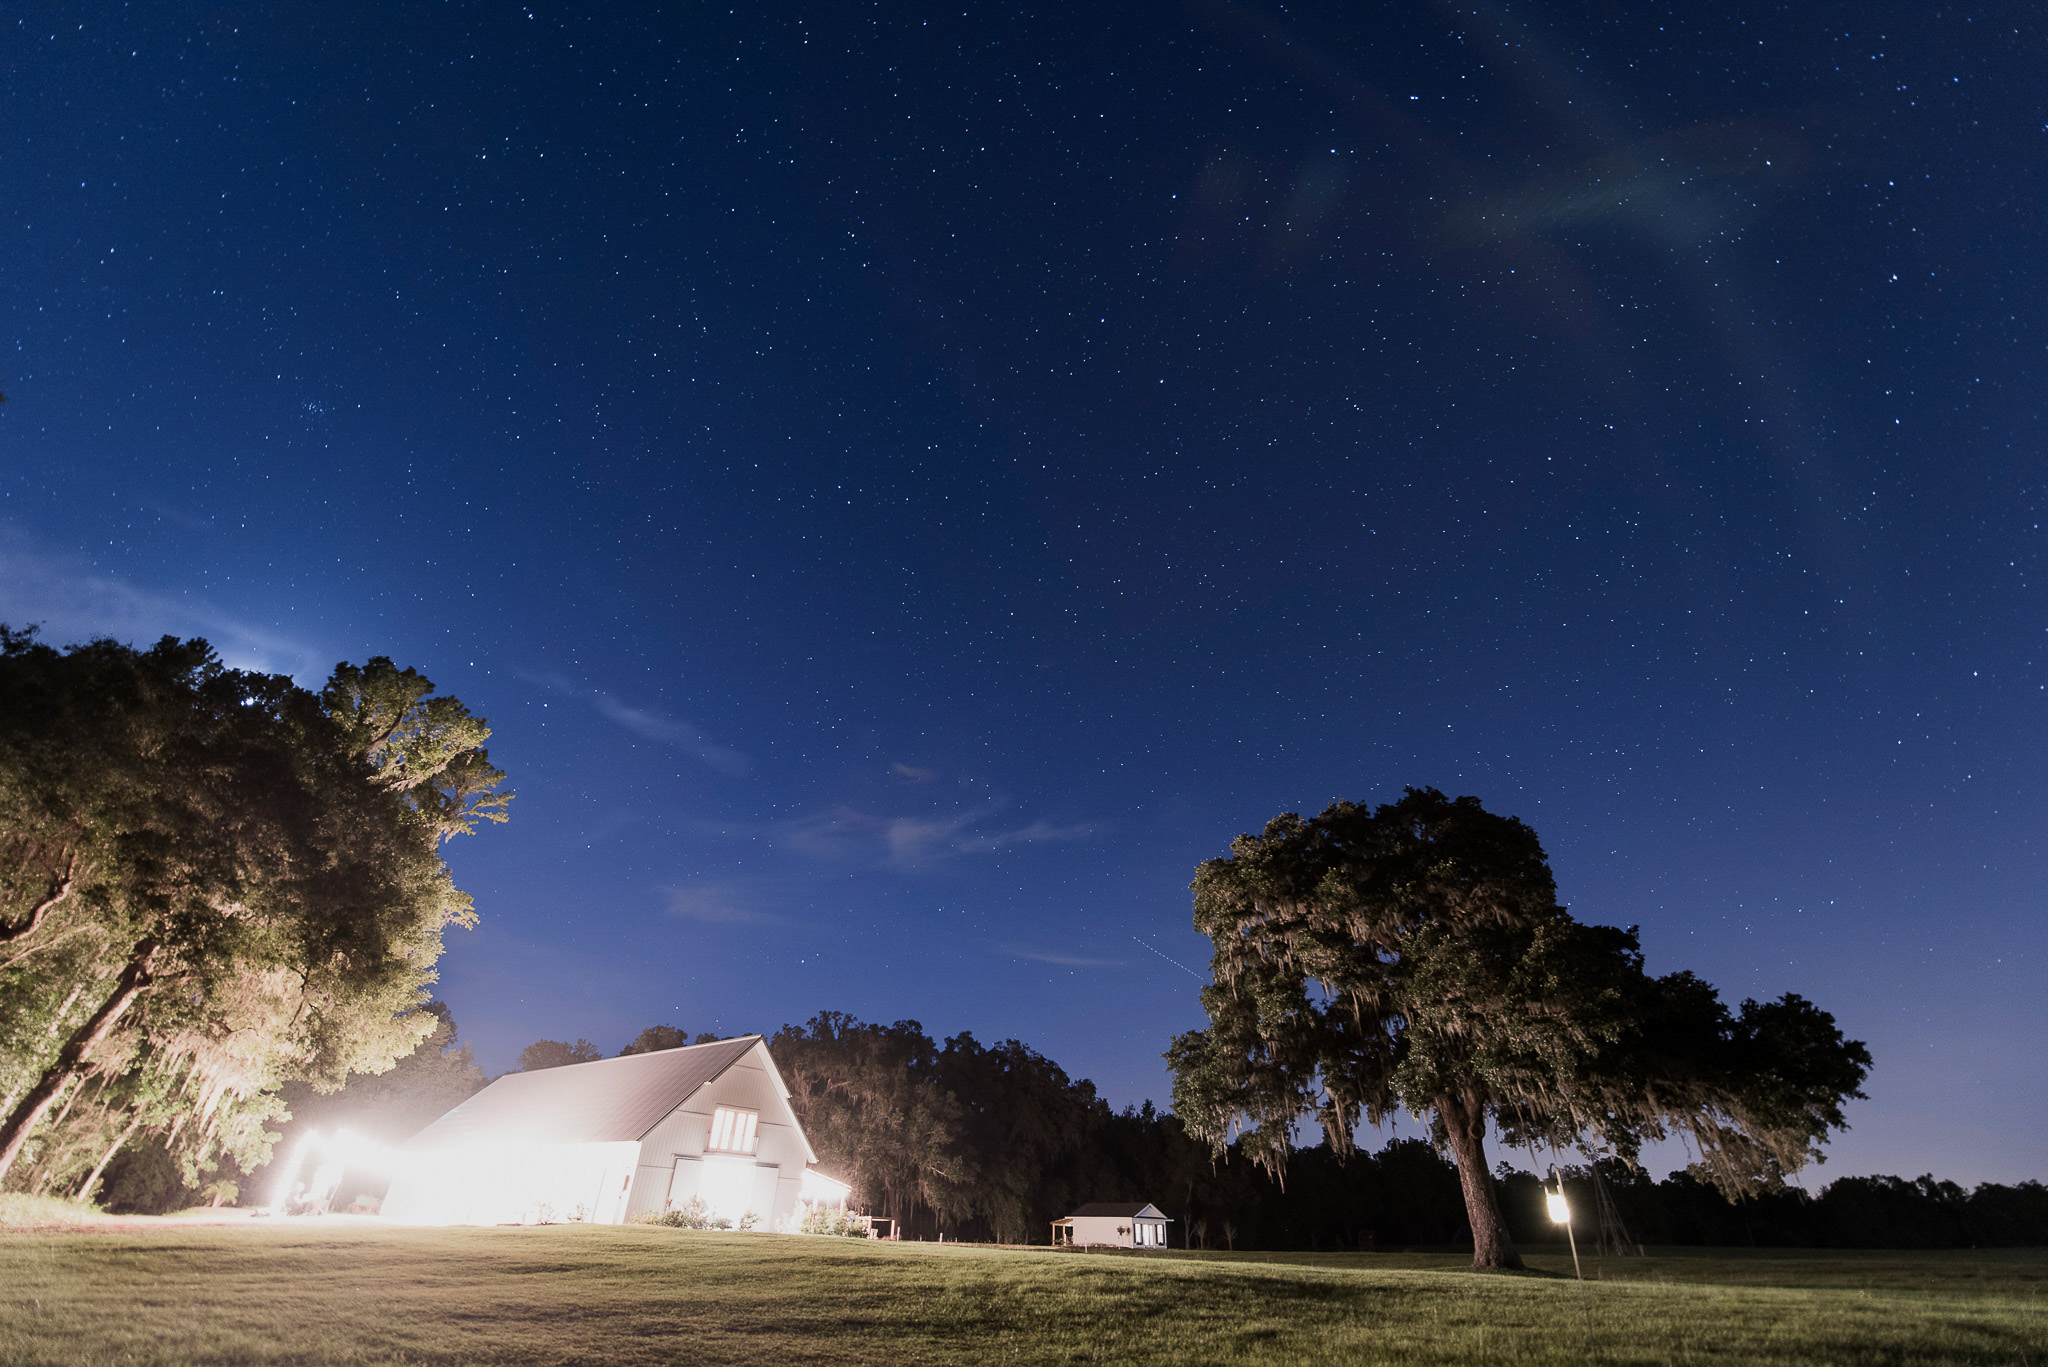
[769, 1012, 1196, 1244]
[270, 1002, 487, 1153]
[0, 627, 508, 1196]
[771, 1013, 975, 1230]
[516, 1039, 603, 1071]
[617, 1025, 721, 1056]
[1166, 788, 1872, 1269]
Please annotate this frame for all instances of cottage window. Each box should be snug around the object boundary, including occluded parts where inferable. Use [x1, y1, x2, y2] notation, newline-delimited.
[707, 1106, 760, 1155]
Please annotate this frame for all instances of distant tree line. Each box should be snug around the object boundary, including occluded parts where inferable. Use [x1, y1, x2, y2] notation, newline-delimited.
[763, 1012, 2048, 1252]
[81, 998, 2048, 1250]
[1159, 1146, 2048, 1254]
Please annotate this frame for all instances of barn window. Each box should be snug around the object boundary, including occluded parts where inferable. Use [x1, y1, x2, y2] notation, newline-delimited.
[708, 1106, 760, 1154]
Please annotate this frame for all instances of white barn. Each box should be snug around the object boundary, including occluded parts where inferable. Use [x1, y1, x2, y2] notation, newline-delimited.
[381, 1035, 846, 1228]
[1053, 1202, 1174, 1249]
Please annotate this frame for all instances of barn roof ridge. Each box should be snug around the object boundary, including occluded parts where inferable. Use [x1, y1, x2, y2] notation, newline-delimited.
[399, 1033, 768, 1151]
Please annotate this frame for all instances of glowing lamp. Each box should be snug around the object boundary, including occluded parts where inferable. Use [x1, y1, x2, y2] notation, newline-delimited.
[1545, 1192, 1571, 1225]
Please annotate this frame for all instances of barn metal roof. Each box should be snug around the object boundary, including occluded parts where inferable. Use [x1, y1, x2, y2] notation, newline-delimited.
[401, 1035, 762, 1151]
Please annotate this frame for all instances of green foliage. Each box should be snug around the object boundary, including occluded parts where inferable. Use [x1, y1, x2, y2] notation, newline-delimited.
[517, 1038, 603, 1071]
[321, 658, 511, 842]
[770, 1014, 1212, 1245]
[797, 1204, 870, 1237]
[772, 1013, 976, 1230]
[0, 1192, 102, 1231]
[98, 1133, 188, 1215]
[268, 1003, 485, 1151]
[1167, 788, 1872, 1269]
[936, 1033, 1107, 1244]
[617, 1025, 721, 1056]
[632, 1195, 717, 1229]
[236, 1001, 485, 1209]
[0, 627, 509, 1198]
[627, 1196, 756, 1232]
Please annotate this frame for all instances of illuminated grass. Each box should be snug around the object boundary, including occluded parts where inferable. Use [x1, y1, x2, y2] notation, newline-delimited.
[0, 1194, 106, 1233]
[0, 1224, 2042, 1365]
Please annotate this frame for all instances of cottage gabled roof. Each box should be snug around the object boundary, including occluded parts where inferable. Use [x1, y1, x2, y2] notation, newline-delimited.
[401, 1034, 762, 1151]
[1065, 1202, 1172, 1220]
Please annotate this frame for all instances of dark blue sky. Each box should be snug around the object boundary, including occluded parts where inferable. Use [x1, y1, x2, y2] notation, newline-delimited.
[4, 3, 2042, 1183]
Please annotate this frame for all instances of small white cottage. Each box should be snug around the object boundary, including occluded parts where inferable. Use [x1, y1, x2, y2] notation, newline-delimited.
[1053, 1202, 1174, 1249]
[381, 1034, 846, 1228]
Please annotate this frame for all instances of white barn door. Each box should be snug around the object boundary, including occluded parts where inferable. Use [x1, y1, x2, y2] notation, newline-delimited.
[749, 1163, 781, 1226]
[666, 1156, 702, 1211]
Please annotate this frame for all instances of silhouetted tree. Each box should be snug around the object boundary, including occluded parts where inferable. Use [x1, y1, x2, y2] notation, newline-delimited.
[517, 1038, 602, 1071]
[772, 1013, 973, 1233]
[618, 1025, 720, 1056]
[1167, 788, 1871, 1269]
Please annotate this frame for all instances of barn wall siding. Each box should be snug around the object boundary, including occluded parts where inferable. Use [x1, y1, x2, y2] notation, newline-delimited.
[628, 1041, 810, 1228]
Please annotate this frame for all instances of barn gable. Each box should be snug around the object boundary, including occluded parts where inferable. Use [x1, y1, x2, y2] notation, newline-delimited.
[383, 1035, 826, 1227]
[401, 1035, 760, 1150]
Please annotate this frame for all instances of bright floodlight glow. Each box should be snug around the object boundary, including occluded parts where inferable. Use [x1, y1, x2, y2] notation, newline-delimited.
[309, 1160, 346, 1197]
[265, 1130, 408, 1214]
[268, 1132, 322, 1211]
[700, 1154, 756, 1222]
[381, 1140, 639, 1226]
[1545, 1191, 1571, 1224]
[799, 1167, 851, 1206]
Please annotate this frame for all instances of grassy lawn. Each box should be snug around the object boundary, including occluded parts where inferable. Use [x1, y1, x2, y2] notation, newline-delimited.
[0, 1219, 2043, 1366]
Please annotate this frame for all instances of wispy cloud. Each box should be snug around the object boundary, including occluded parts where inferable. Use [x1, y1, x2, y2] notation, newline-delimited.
[884, 811, 982, 863]
[664, 883, 784, 926]
[526, 672, 751, 777]
[592, 696, 752, 776]
[955, 818, 1102, 852]
[890, 762, 940, 782]
[0, 528, 328, 678]
[779, 804, 1101, 867]
[999, 943, 1126, 968]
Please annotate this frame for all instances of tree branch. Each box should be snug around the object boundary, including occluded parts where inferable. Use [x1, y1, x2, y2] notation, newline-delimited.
[0, 853, 80, 945]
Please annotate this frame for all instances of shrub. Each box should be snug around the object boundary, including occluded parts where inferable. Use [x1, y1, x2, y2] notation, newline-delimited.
[632, 1196, 719, 1230]
[798, 1205, 870, 1238]
[0, 1194, 103, 1232]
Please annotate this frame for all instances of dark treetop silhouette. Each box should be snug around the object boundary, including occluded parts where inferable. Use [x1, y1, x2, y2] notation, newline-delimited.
[1167, 788, 1871, 1269]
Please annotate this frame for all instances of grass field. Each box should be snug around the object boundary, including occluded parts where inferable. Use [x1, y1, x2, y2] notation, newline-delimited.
[1, 1216, 2043, 1366]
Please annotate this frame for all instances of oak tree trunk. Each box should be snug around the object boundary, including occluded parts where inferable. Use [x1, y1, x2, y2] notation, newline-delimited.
[0, 938, 158, 1185]
[76, 1109, 146, 1202]
[1440, 1091, 1523, 1270]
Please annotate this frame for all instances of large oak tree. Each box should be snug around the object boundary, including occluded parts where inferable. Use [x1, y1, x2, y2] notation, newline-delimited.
[1167, 788, 1871, 1269]
[0, 628, 508, 1191]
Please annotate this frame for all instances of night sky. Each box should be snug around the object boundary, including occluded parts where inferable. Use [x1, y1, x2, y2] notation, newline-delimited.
[4, 4, 2042, 1184]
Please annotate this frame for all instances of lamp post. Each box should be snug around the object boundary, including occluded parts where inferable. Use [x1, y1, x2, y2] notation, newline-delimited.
[1547, 1167, 1582, 1281]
